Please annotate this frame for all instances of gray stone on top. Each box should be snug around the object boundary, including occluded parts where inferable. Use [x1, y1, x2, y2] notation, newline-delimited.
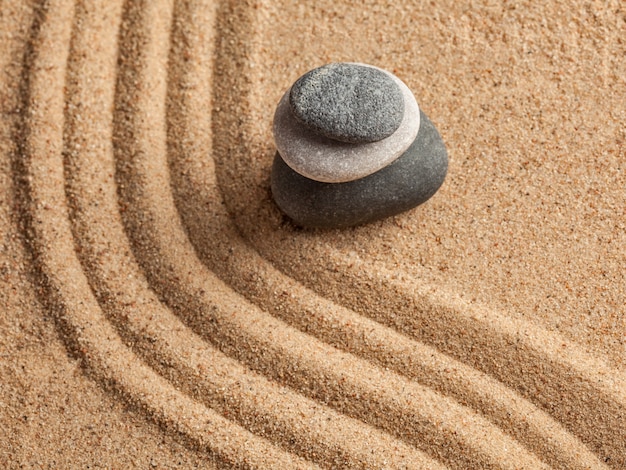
[289, 63, 404, 144]
[273, 66, 420, 183]
[271, 110, 448, 229]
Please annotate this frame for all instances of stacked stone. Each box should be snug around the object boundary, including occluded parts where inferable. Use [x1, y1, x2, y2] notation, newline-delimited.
[271, 62, 448, 229]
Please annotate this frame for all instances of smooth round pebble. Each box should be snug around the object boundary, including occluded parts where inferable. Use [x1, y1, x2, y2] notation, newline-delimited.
[273, 66, 420, 183]
[289, 63, 404, 143]
[271, 110, 448, 229]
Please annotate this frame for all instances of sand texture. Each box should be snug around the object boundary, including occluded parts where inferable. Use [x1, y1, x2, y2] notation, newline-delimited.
[1, 0, 625, 468]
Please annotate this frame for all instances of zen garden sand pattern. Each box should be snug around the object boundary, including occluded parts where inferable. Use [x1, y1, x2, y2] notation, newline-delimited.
[0, 0, 624, 468]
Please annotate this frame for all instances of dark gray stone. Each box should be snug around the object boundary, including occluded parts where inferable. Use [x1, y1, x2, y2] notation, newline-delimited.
[289, 63, 404, 144]
[271, 111, 448, 229]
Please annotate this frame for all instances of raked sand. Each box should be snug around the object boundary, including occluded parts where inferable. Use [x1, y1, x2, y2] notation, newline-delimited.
[0, 0, 624, 468]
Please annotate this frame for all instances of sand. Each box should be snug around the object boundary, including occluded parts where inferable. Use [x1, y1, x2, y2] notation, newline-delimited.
[0, 0, 624, 468]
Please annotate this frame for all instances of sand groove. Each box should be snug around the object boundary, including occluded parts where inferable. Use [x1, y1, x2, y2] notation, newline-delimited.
[9, 0, 625, 467]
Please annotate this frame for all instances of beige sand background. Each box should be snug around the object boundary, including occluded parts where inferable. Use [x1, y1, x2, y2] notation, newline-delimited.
[1, 0, 624, 468]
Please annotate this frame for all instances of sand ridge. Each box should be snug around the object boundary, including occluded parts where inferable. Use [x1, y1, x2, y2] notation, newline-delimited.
[1, 0, 625, 468]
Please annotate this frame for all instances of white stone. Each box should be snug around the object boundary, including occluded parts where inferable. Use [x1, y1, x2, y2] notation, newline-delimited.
[273, 66, 420, 183]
